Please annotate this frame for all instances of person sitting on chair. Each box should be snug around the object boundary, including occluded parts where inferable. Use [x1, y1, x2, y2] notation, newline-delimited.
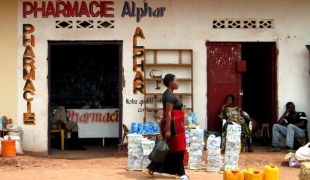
[54, 106, 86, 150]
[270, 102, 308, 152]
[219, 94, 256, 152]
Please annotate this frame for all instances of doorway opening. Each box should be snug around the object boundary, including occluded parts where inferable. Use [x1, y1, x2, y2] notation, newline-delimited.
[241, 42, 278, 126]
[206, 42, 278, 136]
[47, 41, 123, 154]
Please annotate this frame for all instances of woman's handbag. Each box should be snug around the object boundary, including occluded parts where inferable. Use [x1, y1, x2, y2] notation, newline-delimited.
[148, 140, 169, 163]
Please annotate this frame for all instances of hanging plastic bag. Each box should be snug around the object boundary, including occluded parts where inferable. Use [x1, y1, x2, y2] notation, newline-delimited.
[148, 140, 169, 163]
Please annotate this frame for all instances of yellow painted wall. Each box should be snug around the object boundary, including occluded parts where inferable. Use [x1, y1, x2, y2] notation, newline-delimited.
[0, 0, 18, 123]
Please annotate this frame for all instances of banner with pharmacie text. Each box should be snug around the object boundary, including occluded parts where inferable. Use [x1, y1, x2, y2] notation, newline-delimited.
[67, 108, 119, 138]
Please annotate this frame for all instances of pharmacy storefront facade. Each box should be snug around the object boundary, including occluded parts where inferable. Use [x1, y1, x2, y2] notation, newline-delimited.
[1, 0, 310, 153]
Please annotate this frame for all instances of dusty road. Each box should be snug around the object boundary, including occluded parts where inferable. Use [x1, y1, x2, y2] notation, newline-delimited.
[0, 146, 301, 180]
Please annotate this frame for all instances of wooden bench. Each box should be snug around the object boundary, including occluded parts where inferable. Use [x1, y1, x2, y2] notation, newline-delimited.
[118, 124, 129, 152]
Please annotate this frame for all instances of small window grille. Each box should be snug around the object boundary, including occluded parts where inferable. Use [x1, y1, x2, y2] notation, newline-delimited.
[77, 20, 93, 28]
[56, 21, 73, 28]
[55, 20, 115, 29]
[213, 19, 274, 29]
[98, 21, 114, 28]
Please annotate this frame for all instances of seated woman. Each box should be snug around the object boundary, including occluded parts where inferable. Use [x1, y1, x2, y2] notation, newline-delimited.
[219, 94, 256, 152]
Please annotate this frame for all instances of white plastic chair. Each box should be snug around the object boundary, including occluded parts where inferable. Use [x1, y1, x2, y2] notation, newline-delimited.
[221, 119, 252, 151]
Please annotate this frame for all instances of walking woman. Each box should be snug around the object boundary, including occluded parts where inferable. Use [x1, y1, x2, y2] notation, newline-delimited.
[144, 74, 189, 179]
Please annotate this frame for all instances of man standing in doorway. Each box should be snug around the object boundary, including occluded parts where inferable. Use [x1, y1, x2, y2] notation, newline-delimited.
[270, 102, 308, 152]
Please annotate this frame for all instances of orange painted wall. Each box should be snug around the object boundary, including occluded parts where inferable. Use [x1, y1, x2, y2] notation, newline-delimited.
[0, 0, 18, 123]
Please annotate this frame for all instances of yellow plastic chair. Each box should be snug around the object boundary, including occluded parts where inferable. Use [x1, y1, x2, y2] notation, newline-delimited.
[51, 121, 68, 151]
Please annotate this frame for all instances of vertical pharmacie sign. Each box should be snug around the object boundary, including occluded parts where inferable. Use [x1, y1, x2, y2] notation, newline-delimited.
[133, 27, 145, 94]
[22, 24, 36, 125]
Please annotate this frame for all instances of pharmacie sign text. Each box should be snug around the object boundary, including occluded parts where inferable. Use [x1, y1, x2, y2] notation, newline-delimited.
[22, 1, 166, 23]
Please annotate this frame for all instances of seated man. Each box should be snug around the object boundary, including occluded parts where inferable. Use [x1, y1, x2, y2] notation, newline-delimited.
[54, 106, 85, 150]
[271, 102, 308, 152]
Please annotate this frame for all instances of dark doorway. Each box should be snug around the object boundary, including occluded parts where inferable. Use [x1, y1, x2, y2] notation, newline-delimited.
[206, 42, 277, 133]
[47, 41, 123, 154]
[241, 42, 278, 125]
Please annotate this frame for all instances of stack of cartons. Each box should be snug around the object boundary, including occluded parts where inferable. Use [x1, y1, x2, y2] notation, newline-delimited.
[127, 134, 155, 170]
[127, 134, 143, 170]
[141, 138, 155, 168]
[224, 124, 241, 170]
[188, 127, 204, 170]
[206, 134, 222, 172]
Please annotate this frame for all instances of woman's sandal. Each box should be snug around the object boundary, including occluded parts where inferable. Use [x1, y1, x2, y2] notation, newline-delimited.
[143, 169, 154, 178]
[267, 148, 281, 152]
[287, 148, 295, 153]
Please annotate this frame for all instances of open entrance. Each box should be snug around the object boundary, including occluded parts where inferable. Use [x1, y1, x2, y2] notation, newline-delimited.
[207, 42, 278, 140]
[241, 42, 278, 128]
[47, 41, 123, 154]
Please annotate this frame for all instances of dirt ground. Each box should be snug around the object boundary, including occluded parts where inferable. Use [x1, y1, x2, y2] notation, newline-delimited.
[0, 144, 302, 180]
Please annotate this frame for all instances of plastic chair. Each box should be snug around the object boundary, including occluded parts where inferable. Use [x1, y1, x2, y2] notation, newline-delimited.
[221, 119, 253, 151]
[295, 122, 309, 146]
[51, 121, 68, 151]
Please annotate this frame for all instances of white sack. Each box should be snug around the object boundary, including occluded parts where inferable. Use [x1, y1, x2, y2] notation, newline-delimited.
[296, 142, 310, 161]
[3, 135, 24, 155]
[0, 137, 3, 156]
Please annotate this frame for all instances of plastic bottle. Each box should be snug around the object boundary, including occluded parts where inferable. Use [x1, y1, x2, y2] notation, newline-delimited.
[224, 170, 244, 180]
[263, 164, 279, 180]
[289, 153, 301, 168]
[243, 168, 263, 180]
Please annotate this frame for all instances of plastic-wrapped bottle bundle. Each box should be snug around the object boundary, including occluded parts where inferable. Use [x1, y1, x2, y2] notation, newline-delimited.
[0, 117, 3, 130]
[185, 130, 190, 150]
[141, 138, 155, 155]
[188, 116, 193, 124]
[224, 124, 241, 170]
[189, 150, 203, 163]
[141, 138, 155, 168]
[130, 122, 138, 134]
[127, 134, 143, 169]
[188, 127, 204, 169]
[129, 121, 161, 135]
[206, 134, 222, 172]
[151, 121, 160, 134]
[143, 122, 150, 134]
[137, 122, 144, 134]
[191, 112, 197, 124]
